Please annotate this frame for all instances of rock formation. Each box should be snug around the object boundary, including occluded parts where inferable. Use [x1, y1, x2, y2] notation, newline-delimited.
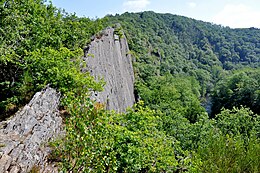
[0, 27, 136, 172]
[83, 27, 135, 112]
[0, 87, 62, 173]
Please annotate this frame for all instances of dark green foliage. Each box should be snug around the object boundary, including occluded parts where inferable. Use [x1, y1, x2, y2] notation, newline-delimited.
[105, 11, 260, 172]
[0, 0, 105, 119]
[212, 68, 260, 116]
[137, 74, 204, 123]
[193, 132, 260, 173]
[215, 107, 259, 138]
[106, 11, 260, 99]
[189, 107, 260, 172]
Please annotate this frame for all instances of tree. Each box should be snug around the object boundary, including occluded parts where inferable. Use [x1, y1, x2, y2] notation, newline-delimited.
[0, 0, 105, 119]
[211, 68, 260, 116]
[137, 74, 205, 123]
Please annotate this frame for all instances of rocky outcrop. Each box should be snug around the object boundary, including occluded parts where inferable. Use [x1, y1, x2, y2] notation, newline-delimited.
[83, 27, 135, 112]
[0, 87, 62, 173]
[0, 27, 136, 172]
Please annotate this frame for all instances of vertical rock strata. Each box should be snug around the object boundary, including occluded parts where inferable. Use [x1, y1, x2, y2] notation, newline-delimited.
[83, 27, 135, 112]
[0, 27, 135, 172]
[0, 87, 62, 173]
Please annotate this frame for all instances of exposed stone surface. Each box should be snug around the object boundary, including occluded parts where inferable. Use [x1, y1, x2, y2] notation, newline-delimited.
[0, 27, 136, 172]
[83, 27, 135, 112]
[0, 87, 62, 173]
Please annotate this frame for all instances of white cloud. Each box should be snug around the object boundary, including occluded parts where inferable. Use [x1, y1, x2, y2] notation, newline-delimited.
[123, 0, 150, 12]
[212, 4, 260, 28]
[187, 2, 197, 8]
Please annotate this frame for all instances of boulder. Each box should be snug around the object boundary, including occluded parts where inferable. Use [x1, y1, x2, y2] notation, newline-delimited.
[0, 87, 62, 173]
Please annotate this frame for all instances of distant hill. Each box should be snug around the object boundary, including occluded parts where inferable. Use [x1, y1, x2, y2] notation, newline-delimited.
[107, 11, 260, 70]
[106, 11, 260, 116]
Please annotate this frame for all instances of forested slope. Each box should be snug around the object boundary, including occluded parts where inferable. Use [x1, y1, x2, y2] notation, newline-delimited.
[107, 11, 260, 116]
[104, 12, 260, 172]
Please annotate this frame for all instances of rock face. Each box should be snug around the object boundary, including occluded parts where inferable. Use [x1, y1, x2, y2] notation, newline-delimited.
[0, 27, 136, 172]
[0, 87, 62, 173]
[83, 27, 135, 112]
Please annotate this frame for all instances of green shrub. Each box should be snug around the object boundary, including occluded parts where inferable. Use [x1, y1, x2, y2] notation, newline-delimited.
[0, 0, 105, 118]
[192, 132, 260, 173]
[52, 97, 184, 172]
[23, 47, 103, 94]
[215, 107, 259, 138]
[190, 107, 260, 172]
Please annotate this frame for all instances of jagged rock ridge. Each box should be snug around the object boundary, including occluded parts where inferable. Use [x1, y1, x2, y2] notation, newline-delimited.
[0, 27, 136, 172]
[83, 27, 135, 112]
[0, 87, 62, 173]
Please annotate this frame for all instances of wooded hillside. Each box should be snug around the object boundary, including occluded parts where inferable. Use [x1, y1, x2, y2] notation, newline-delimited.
[0, 2, 259, 172]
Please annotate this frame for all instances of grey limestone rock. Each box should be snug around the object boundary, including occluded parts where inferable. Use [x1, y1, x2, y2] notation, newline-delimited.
[0, 87, 62, 173]
[0, 26, 135, 172]
[83, 27, 135, 112]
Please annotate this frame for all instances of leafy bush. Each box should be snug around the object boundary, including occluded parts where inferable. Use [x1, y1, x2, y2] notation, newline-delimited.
[192, 132, 260, 173]
[212, 68, 260, 116]
[191, 107, 260, 173]
[0, 0, 105, 119]
[215, 107, 259, 138]
[22, 47, 103, 95]
[137, 74, 205, 123]
[52, 97, 185, 172]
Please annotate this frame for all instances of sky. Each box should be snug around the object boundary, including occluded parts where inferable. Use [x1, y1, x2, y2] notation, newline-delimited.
[51, 0, 260, 28]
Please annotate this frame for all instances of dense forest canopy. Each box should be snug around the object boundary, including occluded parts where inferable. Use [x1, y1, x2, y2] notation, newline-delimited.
[0, 2, 259, 172]
[106, 11, 260, 116]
